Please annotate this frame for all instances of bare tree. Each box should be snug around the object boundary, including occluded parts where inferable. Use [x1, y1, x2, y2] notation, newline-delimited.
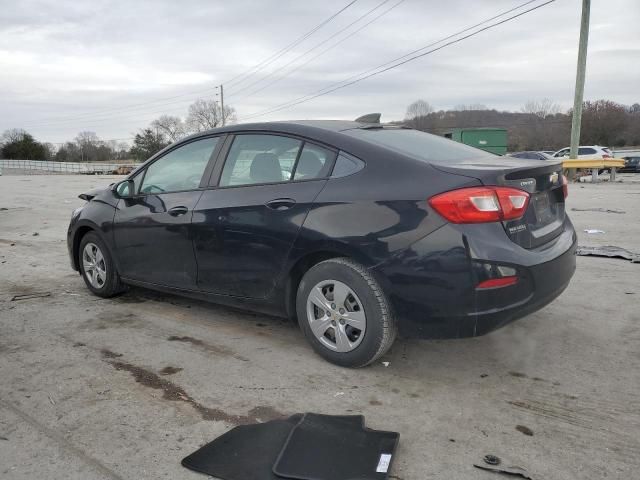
[521, 98, 561, 119]
[578, 99, 629, 146]
[405, 99, 434, 120]
[453, 104, 488, 111]
[186, 99, 236, 132]
[75, 131, 100, 162]
[151, 115, 187, 142]
[1, 128, 28, 144]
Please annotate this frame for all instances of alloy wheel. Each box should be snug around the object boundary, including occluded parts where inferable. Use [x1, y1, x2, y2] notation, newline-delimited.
[82, 242, 107, 289]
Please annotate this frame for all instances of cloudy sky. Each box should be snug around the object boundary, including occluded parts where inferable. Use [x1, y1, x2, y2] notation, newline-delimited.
[1, 0, 639, 144]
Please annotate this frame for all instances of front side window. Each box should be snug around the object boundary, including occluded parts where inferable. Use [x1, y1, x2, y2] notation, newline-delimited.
[220, 134, 302, 186]
[140, 137, 218, 194]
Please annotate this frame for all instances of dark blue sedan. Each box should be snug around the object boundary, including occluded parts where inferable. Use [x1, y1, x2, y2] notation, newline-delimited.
[68, 119, 576, 367]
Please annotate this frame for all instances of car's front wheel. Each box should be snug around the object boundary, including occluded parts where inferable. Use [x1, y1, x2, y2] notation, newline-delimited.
[78, 231, 123, 298]
[296, 258, 396, 368]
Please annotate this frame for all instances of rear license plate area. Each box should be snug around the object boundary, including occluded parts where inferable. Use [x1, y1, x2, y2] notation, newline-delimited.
[532, 192, 552, 223]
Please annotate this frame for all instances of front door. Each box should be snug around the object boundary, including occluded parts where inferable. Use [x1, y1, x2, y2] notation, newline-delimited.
[113, 136, 220, 289]
[192, 134, 335, 298]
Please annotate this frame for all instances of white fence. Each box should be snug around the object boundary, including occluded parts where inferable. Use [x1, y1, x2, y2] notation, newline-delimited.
[0, 159, 139, 175]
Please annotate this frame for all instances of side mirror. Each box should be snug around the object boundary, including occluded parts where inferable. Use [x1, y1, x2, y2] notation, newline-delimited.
[114, 179, 135, 198]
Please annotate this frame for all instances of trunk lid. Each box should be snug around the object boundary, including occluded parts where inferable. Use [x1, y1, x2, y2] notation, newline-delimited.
[433, 157, 565, 249]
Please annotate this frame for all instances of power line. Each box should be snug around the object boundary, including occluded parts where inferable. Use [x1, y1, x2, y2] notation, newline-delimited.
[18, 2, 358, 130]
[239, 0, 551, 121]
[223, 0, 359, 89]
[232, 0, 405, 103]
[19, 86, 217, 128]
[225, 0, 396, 100]
[23, 101, 195, 131]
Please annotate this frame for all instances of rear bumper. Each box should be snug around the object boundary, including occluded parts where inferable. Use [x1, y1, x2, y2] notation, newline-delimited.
[372, 219, 577, 339]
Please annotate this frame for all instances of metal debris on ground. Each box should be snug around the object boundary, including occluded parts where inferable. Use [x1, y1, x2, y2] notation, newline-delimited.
[583, 229, 605, 234]
[10, 292, 51, 301]
[571, 207, 626, 214]
[576, 245, 640, 263]
[474, 454, 535, 479]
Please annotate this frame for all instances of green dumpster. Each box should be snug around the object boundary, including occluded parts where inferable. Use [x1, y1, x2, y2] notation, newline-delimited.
[443, 128, 507, 155]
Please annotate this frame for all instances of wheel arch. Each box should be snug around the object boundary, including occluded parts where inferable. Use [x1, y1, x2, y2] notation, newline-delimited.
[282, 244, 379, 321]
[71, 221, 112, 271]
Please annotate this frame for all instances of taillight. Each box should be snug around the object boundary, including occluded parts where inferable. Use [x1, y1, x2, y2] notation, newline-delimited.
[429, 187, 530, 224]
[561, 174, 568, 199]
[602, 153, 611, 158]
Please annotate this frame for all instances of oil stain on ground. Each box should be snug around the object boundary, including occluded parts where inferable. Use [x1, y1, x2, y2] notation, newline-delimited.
[101, 350, 282, 424]
[84, 312, 140, 331]
[160, 366, 183, 375]
[167, 335, 249, 362]
[516, 425, 534, 436]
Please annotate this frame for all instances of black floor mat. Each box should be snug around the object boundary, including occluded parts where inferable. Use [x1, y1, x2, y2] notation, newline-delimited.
[181, 414, 364, 480]
[273, 413, 399, 480]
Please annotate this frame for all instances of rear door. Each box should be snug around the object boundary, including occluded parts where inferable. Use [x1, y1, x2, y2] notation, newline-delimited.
[113, 136, 221, 288]
[192, 133, 335, 298]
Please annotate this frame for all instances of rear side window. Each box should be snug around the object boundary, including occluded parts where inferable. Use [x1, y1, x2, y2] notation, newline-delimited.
[293, 144, 333, 180]
[344, 128, 491, 164]
[332, 152, 365, 177]
[220, 134, 302, 186]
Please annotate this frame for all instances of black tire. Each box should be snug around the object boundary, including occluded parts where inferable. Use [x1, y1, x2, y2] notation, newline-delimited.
[296, 257, 396, 368]
[78, 231, 124, 298]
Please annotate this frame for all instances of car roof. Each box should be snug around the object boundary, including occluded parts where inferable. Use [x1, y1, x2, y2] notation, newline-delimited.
[187, 120, 372, 138]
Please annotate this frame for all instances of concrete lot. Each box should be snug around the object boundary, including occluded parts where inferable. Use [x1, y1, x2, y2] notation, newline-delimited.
[1, 174, 639, 480]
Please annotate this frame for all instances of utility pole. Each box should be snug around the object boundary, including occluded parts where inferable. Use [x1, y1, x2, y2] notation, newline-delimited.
[220, 84, 225, 127]
[569, 0, 590, 160]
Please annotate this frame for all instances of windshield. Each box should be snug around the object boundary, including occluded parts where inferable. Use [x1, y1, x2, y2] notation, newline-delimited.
[344, 128, 494, 164]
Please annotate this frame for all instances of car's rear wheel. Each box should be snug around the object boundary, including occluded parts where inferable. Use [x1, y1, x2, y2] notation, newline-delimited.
[78, 232, 123, 298]
[296, 258, 396, 368]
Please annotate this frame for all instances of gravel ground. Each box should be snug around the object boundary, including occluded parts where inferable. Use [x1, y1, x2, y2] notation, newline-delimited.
[1, 174, 639, 480]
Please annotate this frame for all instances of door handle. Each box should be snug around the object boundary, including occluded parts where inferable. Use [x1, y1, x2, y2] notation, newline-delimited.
[265, 198, 296, 211]
[168, 206, 189, 216]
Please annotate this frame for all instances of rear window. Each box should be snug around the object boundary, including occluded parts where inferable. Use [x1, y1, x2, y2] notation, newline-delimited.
[344, 128, 492, 163]
[578, 147, 597, 155]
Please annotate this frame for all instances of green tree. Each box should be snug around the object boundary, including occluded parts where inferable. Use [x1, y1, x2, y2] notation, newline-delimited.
[130, 128, 169, 161]
[0, 130, 48, 160]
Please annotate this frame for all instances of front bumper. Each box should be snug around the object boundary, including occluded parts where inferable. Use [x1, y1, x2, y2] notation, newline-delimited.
[372, 219, 577, 339]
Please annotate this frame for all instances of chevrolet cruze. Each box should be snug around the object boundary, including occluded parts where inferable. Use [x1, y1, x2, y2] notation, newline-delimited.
[68, 118, 576, 367]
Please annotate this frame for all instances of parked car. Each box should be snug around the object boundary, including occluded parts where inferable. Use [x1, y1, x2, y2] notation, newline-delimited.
[552, 145, 612, 159]
[67, 119, 576, 367]
[619, 156, 640, 173]
[509, 151, 553, 160]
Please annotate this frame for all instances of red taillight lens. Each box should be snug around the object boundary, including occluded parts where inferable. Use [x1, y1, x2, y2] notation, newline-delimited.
[561, 174, 568, 199]
[428, 187, 530, 224]
[476, 276, 518, 290]
[602, 153, 611, 158]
